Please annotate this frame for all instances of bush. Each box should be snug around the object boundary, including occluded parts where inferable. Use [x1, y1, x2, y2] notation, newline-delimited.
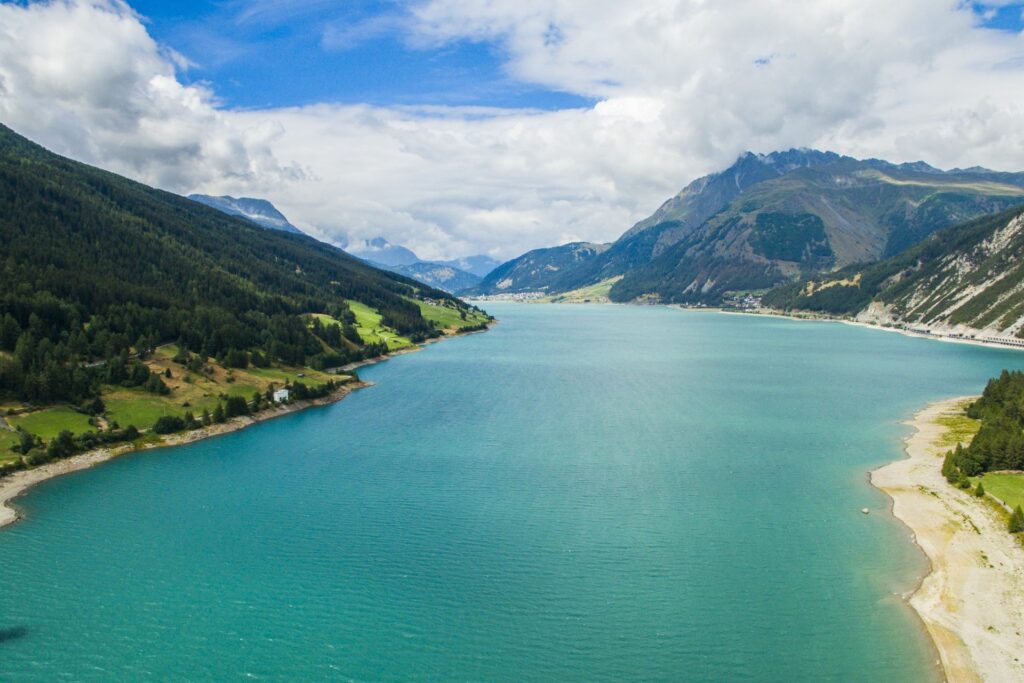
[974, 481, 986, 497]
[46, 430, 76, 460]
[83, 396, 106, 416]
[145, 373, 170, 395]
[152, 415, 185, 434]
[1009, 506, 1024, 534]
[14, 429, 37, 455]
[224, 395, 250, 418]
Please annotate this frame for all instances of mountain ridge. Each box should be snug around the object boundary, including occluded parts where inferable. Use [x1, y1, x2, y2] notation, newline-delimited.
[472, 149, 1024, 303]
[761, 205, 1024, 337]
[188, 194, 304, 235]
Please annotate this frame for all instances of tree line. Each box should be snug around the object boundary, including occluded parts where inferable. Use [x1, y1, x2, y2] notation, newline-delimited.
[942, 369, 1024, 534]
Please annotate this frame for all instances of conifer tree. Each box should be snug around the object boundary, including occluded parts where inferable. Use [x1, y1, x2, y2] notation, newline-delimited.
[1009, 506, 1024, 534]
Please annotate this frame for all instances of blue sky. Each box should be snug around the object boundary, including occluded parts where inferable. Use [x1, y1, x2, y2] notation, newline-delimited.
[974, 2, 1024, 31]
[129, 0, 592, 110]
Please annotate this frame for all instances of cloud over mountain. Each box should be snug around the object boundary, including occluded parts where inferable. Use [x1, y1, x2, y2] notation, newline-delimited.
[1, 0, 1023, 261]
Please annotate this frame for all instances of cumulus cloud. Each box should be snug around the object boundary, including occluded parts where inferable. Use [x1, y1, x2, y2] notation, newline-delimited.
[1, 0, 1024, 261]
[0, 0, 300, 192]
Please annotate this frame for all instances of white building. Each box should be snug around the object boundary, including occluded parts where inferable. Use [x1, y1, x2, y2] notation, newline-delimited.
[273, 388, 290, 403]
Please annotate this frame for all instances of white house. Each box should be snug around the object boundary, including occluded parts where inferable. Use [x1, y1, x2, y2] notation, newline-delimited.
[273, 388, 290, 403]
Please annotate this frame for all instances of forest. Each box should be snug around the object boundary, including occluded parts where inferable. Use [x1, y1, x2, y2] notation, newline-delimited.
[0, 123, 488, 409]
[947, 370, 1024, 475]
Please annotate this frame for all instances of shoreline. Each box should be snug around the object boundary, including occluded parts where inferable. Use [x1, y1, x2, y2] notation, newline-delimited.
[714, 307, 1024, 353]
[872, 397, 1024, 683]
[0, 327, 487, 530]
[0, 380, 367, 530]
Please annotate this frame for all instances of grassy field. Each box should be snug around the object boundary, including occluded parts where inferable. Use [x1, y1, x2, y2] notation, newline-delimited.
[1, 342, 349, 443]
[345, 300, 413, 350]
[415, 299, 490, 330]
[103, 390, 191, 430]
[103, 346, 345, 431]
[973, 472, 1024, 510]
[935, 404, 981, 449]
[542, 277, 623, 304]
[0, 429, 20, 465]
[8, 406, 95, 440]
[245, 365, 339, 385]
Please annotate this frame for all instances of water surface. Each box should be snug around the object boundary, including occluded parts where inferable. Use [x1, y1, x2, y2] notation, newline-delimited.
[2, 305, 1022, 681]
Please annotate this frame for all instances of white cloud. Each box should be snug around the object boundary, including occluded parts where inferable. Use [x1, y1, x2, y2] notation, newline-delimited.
[1, 0, 1024, 261]
[0, 0, 300, 192]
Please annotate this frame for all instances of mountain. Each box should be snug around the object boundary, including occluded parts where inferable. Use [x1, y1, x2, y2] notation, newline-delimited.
[187, 194, 304, 235]
[434, 255, 501, 278]
[761, 206, 1024, 336]
[465, 242, 610, 295]
[483, 149, 1024, 302]
[0, 122, 488, 410]
[609, 152, 1024, 303]
[346, 237, 498, 290]
[349, 237, 420, 266]
[378, 262, 482, 294]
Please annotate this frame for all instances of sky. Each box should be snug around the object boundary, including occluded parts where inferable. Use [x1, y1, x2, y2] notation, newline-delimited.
[1, 1, 1023, 261]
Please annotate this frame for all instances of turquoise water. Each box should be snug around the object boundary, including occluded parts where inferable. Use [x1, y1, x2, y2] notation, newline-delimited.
[2, 305, 1023, 681]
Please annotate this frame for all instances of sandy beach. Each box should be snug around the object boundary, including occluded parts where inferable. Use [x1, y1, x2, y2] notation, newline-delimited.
[872, 397, 1024, 683]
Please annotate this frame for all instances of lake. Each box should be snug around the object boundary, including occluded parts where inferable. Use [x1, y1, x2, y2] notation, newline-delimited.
[2, 304, 1022, 681]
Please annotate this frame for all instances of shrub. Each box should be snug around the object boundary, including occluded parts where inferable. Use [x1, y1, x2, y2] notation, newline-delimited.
[83, 397, 106, 416]
[224, 395, 250, 418]
[1010, 506, 1024, 534]
[974, 482, 986, 498]
[152, 415, 185, 434]
[145, 373, 170, 395]
[46, 430, 76, 460]
[14, 429, 36, 455]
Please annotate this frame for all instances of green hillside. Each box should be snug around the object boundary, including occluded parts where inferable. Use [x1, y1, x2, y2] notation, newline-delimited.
[0, 123, 490, 465]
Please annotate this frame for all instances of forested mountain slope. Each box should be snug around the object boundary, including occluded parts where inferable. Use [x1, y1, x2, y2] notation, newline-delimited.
[762, 206, 1024, 336]
[0, 123, 488, 410]
[465, 242, 610, 295]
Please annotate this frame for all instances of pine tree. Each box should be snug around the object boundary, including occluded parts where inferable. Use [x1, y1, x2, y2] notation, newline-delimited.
[1009, 506, 1024, 534]
[212, 403, 226, 424]
[942, 451, 957, 482]
[974, 481, 985, 497]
